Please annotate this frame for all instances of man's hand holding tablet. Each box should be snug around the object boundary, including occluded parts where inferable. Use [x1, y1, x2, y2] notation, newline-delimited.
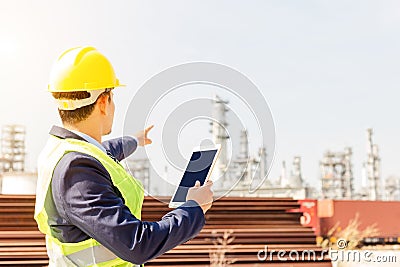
[186, 180, 214, 213]
[169, 145, 221, 212]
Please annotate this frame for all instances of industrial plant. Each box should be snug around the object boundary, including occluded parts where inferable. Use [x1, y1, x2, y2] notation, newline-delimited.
[205, 95, 399, 201]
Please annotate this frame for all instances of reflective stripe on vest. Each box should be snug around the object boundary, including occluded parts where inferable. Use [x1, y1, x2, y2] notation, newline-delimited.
[46, 236, 141, 267]
[66, 243, 116, 265]
[34, 135, 145, 267]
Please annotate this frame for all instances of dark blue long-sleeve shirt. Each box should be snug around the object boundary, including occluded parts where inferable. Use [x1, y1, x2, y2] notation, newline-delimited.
[48, 126, 205, 265]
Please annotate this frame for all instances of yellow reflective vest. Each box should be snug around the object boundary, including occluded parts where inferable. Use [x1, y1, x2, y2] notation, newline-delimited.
[34, 135, 144, 266]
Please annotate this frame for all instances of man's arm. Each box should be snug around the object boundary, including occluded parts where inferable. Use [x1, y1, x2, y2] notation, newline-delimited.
[102, 125, 153, 161]
[102, 136, 138, 161]
[52, 153, 205, 265]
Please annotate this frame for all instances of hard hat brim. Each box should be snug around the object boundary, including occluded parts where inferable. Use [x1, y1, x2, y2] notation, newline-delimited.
[47, 83, 126, 92]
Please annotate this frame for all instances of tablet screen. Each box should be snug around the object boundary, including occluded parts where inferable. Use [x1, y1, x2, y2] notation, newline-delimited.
[172, 149, 218, 203]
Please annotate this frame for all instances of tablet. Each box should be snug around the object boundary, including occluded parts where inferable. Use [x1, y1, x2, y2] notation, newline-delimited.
[169, 144, 221, 208]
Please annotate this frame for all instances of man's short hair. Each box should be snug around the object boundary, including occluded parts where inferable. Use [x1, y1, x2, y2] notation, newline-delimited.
[52, 89, 112, 124]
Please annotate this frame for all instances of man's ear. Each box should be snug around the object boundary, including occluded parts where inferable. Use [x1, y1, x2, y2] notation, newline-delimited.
[97, 94, 108, 115]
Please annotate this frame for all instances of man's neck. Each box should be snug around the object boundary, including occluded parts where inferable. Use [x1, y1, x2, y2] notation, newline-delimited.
[63, 123, 102, 143]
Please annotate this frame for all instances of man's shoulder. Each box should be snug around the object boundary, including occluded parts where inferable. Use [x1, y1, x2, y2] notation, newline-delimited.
[53, 151, 110, 183]
[51, 150, 124, 209]
[57, 151, 105, 169]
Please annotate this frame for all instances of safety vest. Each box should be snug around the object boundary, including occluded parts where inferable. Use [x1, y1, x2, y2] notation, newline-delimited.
[34, 135, 145, 267]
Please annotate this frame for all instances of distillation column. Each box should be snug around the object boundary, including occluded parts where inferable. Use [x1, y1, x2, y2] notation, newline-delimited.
[211, 95, 230, 187]
[366, 128, 381, 200]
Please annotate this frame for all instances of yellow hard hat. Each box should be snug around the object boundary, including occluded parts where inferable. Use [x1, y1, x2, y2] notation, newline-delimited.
[48, 46, 124, 92]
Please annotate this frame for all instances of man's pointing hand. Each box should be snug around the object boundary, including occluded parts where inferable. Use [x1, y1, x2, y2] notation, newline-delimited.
[135, 125, 154, 146]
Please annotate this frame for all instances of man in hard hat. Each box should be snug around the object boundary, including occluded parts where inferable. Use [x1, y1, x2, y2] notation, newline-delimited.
[34, 46, 214, 267]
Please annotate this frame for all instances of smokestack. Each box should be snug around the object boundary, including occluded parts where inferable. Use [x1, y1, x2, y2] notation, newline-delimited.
[291, 156, 303, 188]
[258, 147, 267, 181]
[239, 130, 248, 159]
[280, 160, 289, 187]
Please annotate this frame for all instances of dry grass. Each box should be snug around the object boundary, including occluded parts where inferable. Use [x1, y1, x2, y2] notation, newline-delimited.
[318, 213, 380, 250]
[207, 230, 237, 267]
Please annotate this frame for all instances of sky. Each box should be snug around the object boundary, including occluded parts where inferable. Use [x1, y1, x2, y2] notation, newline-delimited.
[1, 0, 400, 194]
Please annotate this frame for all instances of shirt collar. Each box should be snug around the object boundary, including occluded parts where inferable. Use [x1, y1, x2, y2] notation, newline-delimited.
[70, 130, 107, 154]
